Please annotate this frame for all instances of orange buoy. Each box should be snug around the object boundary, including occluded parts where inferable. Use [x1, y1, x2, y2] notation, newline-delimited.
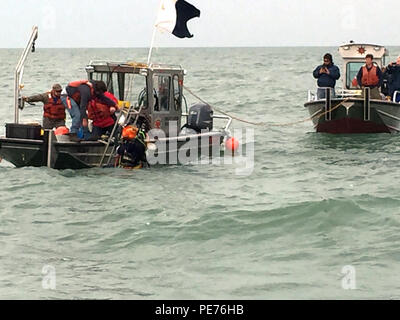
[225, 137, 239, 153]
[54, 126, 69, 135]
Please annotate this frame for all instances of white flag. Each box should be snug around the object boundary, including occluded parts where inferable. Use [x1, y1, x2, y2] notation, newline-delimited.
[155, 0, 178, 34]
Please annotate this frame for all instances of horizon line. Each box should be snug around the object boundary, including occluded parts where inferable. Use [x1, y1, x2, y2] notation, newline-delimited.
[1, 44, 400, 50]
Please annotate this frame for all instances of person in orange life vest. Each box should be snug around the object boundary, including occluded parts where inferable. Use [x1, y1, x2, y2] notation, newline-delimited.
[61, 80, 116, 141]
[22, 83, 65, 129]
[356, 54, 383, 99]
[87, 81, 119, 139]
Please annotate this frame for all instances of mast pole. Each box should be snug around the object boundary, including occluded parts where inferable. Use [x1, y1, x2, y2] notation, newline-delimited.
[146, 0, 162, 65]
[14, 26, 38, 123]
[147, 27, 157, 65]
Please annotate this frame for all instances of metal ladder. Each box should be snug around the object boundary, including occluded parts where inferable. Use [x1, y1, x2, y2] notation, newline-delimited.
[98, 103, 142, 167]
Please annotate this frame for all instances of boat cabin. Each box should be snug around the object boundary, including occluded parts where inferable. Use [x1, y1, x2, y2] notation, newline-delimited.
[85, 61, 186, 136]
[338, 42, 389, 91]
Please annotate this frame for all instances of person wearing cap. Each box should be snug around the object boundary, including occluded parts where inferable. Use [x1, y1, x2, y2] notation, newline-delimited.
[313, 53, 341, 99]
[22, 84, 66, 129]
[386, 55, 400, 102]
[356, 54, 383, 99]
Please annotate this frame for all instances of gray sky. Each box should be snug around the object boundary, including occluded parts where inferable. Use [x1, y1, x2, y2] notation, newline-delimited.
[1, 0, 399, 48]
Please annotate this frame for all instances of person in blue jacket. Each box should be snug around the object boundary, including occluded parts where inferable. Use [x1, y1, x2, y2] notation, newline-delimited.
[313, 53, 341, 99]
[387, 55, 400, 102]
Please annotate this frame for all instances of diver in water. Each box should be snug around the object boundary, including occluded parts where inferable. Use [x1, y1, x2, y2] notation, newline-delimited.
[116, 126, 149, 169]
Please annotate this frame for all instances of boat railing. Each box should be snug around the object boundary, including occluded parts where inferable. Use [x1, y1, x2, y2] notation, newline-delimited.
[86, 61, 185, 75]
[336, 88, 362, 98]
[213, 114, 233, 132]
[181, 113, 232, 132]
[307, 90, 316, 102]
[150, 130, 225, 144]
[308, 87, 342, 102]
[307, 87, 336, 102]
[308, 87, 363, 102]
[149, 63, 184, 71]
[394, 91, 400, 104]
[88, 60, 124, 66]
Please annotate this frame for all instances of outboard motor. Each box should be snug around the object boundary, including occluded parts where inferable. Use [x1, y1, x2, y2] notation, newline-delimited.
[179, 126, 198, 136]
[186, 103, 213, 132]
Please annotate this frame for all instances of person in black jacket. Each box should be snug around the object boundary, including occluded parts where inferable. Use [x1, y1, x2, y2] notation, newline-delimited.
[387, 56, 400, 102]
[313, 53, 341, 99]
[381, 67, 391, 98]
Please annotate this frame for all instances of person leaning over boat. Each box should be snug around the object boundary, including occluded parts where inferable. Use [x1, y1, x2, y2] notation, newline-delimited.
[86, 81, 119, 140]
[22, 83, 65, 129]
[386, 55, 400, 102]
[356, 54, 383, 100]
[313, 53, 341, 99]
[61, 80, 116, 142]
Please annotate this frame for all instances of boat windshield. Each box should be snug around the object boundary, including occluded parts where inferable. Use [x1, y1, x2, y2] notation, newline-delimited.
[153, 74, 171, 112]
[346, 62, 364, 89]
[91, 71, 147, 108]
[123, 73, 147, 108]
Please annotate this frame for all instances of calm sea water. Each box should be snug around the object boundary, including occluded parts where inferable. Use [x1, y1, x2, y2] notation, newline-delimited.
[1, 47, 400, 299]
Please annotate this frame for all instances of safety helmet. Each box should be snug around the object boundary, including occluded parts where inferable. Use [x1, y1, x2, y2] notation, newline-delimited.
[122, 125, 138, 140]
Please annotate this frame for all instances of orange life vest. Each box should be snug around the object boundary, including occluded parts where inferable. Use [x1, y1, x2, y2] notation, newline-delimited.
[67, 80, 94, 104]
[88, 91, 119, 127]
[87, 100, 111, 122]
[351, 77, 358, 87]
[43, 92, 66, 119]
[361, 65, 380, 87]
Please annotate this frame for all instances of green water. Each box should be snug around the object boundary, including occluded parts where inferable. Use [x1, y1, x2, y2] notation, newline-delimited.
[1, 47, 400, 299]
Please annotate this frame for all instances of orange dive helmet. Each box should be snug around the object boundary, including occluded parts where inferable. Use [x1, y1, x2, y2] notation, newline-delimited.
[122, 125, 138, 140]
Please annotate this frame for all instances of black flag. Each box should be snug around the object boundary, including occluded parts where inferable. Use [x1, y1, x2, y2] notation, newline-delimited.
[172, 0, 201, 38]
[155, 0, 200, 39]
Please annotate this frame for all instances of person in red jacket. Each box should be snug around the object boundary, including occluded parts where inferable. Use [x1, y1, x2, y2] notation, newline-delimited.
[22, 83, 65, 129]
[87, 81, 119, 140]
[61, 80, 116, 141]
